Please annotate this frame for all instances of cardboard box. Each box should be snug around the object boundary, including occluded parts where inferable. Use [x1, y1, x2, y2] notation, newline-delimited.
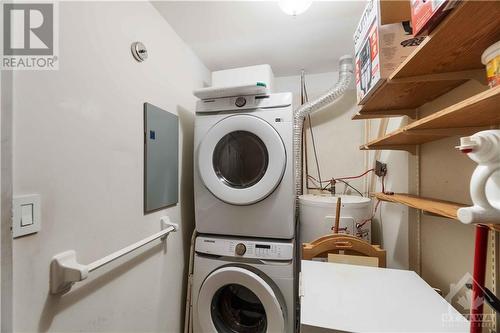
[354, 0, 422, 104]
[410, 0, 457, 37]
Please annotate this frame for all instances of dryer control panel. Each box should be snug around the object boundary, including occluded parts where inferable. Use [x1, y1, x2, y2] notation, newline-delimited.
[196, 235, 293, 260]
[195, 92, 292, 113]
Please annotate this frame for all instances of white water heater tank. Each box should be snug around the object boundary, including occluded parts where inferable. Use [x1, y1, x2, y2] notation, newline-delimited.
[299, 194, 372, 243]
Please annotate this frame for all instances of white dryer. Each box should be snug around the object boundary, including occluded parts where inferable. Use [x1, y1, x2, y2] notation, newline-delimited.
[192, 235, 296, 333]
[194, 93, 295, 239]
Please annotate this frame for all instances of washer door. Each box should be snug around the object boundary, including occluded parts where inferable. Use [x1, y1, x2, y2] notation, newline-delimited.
[197, 266, 285, 333]
[198, 114, 286, 205]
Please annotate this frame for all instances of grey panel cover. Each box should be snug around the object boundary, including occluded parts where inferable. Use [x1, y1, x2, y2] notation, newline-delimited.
[144, 103, 179, 213]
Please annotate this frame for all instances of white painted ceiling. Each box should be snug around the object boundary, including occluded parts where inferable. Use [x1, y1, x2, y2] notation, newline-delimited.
[153, 1, 366, 76]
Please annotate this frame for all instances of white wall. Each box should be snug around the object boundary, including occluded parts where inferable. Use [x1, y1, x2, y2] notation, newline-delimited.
[366, 117, 410, 269]
[1, 68, 14, 333]
[275, 71, 410, 269]
[11, 2, 209, 332]
[414, 80, 486, 306]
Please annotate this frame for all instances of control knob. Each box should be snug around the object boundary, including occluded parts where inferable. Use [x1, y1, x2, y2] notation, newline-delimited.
[235, 96, 247, 107]
[235, 243, 246, 256]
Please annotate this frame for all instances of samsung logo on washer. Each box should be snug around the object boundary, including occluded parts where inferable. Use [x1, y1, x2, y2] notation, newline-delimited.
[1, 2, 59, 70]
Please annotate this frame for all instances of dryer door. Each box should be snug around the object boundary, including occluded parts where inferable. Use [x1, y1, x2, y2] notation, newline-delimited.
[198, 114, 286, 205]
[197, 266, 286, 333]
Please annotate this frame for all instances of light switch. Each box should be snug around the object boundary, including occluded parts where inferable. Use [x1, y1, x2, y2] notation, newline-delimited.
[21, 203, 34, 226]
[13, 194, 41, 238]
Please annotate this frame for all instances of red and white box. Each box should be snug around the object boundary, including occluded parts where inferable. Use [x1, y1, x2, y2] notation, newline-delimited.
[410, 0, 457, 37]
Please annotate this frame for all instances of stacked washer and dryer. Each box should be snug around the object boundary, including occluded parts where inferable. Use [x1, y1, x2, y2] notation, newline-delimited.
[191, 90, 297, 333]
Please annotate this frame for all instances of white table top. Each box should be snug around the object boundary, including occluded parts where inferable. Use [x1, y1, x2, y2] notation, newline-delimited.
[300, 260, 469, 332]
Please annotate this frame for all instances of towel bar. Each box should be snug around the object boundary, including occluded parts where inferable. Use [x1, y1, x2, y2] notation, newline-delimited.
[50, 216, 178, 294]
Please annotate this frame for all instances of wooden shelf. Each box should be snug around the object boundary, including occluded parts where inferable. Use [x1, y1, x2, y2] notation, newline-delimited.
[373, 193, 500, 232]
[374, 193, 465, 219]
[360, 86, 500, 152]
[353, 108, 417, 120]
[356, 1, 500, 118]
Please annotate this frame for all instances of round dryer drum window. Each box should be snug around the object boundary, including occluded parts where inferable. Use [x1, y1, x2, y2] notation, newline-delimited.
[198, 115, 286, 206]
[213, 131, 269, 189]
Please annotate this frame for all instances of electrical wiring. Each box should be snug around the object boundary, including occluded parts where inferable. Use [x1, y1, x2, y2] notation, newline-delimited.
[307, 175, 336, 193]
[308, 168, 374, 184]
[380, 173, 394, 195]
[335, 179, 363, 197]
[307, 168, 375, 196]
[307, 175, 331, 185]
[308, 175, 364, 197]
[357, 199, 381, 229]
[322, 169, 375, 191]
[321, 179, 332, 191]
[306, 175, 322, 188]
[356, 173, 391, 229]
[335, 168, 375, 181]
[308, 114, 322, 186]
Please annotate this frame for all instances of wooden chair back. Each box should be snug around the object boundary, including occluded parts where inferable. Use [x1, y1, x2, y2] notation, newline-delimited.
[302, 234, 387, 268]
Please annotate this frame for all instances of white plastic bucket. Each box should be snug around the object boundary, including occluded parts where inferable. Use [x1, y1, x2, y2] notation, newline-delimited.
[481, 40, 500, 88]
[298, 194, 372, 244]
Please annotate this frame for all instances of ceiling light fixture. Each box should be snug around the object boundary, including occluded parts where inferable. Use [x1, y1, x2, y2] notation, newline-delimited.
[279, 0, 312, 16]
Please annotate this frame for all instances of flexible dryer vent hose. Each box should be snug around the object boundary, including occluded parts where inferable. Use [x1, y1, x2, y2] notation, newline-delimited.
[293, 55, 354, 198]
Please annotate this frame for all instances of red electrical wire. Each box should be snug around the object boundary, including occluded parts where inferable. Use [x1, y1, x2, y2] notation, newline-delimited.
[308, 168, 376, 193]
[308, 168, 375, 184]
[357, 175, 391, 229]
[335, 168, 375, 181]
[307, 175, 330, 184]
[357, 199, 381, 229]
[381, 175, 385, 193]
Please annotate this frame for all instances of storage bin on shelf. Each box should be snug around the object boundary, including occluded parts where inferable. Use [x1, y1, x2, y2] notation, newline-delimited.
[482, 40, 500, 88]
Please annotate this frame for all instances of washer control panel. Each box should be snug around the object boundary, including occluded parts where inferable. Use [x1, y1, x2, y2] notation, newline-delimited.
[235, 243, 247, 255]
[196, 235, 293, 260]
